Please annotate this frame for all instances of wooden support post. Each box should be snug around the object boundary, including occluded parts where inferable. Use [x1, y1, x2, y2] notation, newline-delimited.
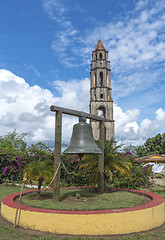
[98, 120, 105, 193]
[14, 172, 27, 228]
[53, 111, 62, 202]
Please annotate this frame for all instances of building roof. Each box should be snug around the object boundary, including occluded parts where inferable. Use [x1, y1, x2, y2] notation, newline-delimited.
[136, 154, 165, 163]
[94, 40, 106, 51]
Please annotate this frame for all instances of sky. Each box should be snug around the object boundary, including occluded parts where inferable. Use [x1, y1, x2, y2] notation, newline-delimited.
[0, 0, 165, 148]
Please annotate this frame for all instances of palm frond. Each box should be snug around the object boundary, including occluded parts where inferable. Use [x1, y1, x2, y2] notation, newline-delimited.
[77, 141, 132, 186]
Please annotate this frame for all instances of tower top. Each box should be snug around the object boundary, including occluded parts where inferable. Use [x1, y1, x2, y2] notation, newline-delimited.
[94, 40, 106, 51]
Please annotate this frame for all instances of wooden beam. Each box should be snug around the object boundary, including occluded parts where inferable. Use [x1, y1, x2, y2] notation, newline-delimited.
[50, 105, 113, 122]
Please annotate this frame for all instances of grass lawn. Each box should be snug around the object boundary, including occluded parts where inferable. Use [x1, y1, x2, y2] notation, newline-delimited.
[21, 188, 151, 210]
[0, 184, 165, 240]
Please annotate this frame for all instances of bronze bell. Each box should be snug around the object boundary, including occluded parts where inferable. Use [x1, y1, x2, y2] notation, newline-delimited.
[63, 118, 102, 159]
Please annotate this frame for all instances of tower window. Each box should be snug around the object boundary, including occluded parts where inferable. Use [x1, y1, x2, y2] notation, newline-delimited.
[100, 53, 102, 59]
[100, 93, 103, 98]
[94, 73, 97, 87]
[97, 106, 106, 117]
[93, 73, 96, 87]
[99, 72, 103, 86]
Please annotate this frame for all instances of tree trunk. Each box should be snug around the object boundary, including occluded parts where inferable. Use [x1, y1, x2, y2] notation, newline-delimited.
[38, 178, 42, 196]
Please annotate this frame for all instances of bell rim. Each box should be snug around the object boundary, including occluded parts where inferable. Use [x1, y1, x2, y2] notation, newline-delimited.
[63, 149, 102, 154]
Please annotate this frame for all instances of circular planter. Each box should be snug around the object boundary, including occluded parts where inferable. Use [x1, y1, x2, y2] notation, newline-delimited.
[1, 187, 165, 235]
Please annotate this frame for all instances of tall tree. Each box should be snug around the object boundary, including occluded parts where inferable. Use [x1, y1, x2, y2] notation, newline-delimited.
[135, 133, 165, 157]
[0, 129, 27, 154]
[122, 144, 138, 156]
[27, 142, 53, 168]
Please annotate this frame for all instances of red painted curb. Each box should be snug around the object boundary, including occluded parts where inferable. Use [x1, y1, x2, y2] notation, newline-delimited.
[2, 187, 164, 215]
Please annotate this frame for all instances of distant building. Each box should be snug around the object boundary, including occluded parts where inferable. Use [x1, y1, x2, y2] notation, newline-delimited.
[90, 40, 115, 143]
[137, 154, 165, 164]
[137, 154, 165, 174]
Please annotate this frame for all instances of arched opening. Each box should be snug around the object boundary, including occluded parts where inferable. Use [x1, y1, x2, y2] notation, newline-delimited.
[107, 73, 109, 87]
[100, 53, 102, 59]
[97, 106, 106, 117]
[93, 73, 96, 87]
[94, 73, 97, 87]
[97, 106, 107, 140]
[99, 72, 103, 86]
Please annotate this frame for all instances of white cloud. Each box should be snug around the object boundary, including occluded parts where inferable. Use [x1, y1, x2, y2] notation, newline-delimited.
[24, 64, 41, 77]
[0, 69, 165, 147]
[42, 0, 79, 65]
[138, 108, 165, 139]
[0, 69, 89, 144]
[52, 78, 90, 111]
[115, 106, 165, 146]
[0, 69, 54, 140]
[135, 0, 149, 11]
[42, 0, 67, 23]
[47, 0, 165, 71]
[112, 71, 158, 99]
[114, 104, 140, 128]
[124, 122, 139, 133]
[41, 0, 165, 106]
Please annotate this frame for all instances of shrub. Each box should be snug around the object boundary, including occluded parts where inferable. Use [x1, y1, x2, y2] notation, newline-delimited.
[61, 154, 90, 186]
[77, 141, 132, 187]
[113, 152, 153, 189]
[0, 151, 29, 183]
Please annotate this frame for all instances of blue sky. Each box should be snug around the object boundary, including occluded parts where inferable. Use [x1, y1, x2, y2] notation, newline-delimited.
[0, 0, 165, 147]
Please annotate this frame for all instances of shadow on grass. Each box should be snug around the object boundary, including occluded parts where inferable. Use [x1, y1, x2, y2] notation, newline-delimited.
[60, 188, 99, 201]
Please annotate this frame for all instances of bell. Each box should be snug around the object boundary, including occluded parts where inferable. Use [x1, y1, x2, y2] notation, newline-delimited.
[63, 118, 102, 159]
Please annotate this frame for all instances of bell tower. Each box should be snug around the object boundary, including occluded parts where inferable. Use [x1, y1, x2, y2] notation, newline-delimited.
[90, 40, 115, 142]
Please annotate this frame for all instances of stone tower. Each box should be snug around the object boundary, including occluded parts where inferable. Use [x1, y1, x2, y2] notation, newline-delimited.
[90, 40, 115, 142]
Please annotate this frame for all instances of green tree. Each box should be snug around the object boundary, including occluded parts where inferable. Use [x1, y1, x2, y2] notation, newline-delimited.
[27, 142, 53, 168]
[24, 160, 53, 196]
[135, 133, 165, 157]
[0, 130, 29, 183]
[0, 129, 27, 154]
[78, 140, 132, 186]
[122, 144, 138, 156]
[27, 142, 52, 156]
[25, 142, 54, 195]
[0, 138, 20, 156]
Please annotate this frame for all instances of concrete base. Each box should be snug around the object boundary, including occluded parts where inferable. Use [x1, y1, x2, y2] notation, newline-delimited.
[1, 188, 165, 235]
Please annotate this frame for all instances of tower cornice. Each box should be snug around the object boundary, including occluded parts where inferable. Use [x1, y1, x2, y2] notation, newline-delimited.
[90, 67, 111, 71]
[90, 86, 112, 90]
[90, 100, 114, 103]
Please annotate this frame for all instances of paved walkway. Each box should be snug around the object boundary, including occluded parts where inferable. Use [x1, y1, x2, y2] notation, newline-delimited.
[153, 178, 165, 186]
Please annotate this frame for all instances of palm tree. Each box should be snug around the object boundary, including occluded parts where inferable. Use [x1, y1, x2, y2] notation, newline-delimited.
[24, 160, 53, 196]
[78, 140, 132, 186]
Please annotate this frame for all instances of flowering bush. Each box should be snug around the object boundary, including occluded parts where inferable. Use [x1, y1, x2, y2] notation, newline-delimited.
[0, 151, 30, 183]
[113, 152, 153, 189]
[61, 154, 90, 186]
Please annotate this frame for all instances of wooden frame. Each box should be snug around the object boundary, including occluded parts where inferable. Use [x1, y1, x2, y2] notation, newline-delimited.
[50, 105, 109, 201]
